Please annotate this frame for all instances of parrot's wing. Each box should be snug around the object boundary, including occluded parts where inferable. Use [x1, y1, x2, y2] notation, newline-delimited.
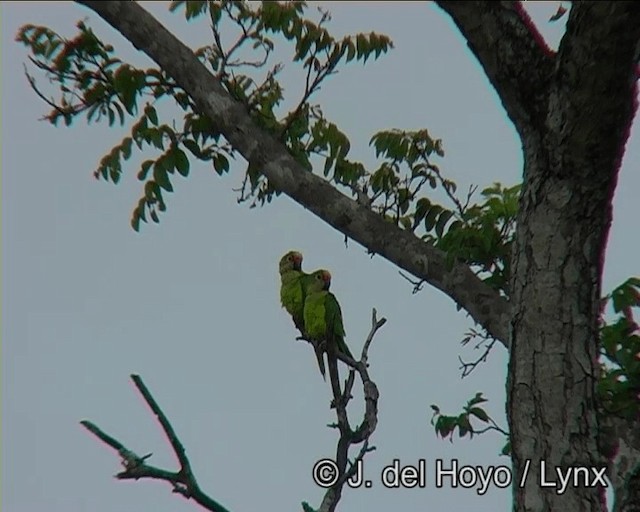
[303, 291, 328, 380]
[326, 293, 353, 359]
[280, 270, 305, 332]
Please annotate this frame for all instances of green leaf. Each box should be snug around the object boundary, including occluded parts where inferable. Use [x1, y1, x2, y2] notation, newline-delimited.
[137, 198, 148, 222]
[424, 205, 443, 232]
[345, 40, 356, 62]
[174, 149, 190, 177]
[435, 210, 454, 238]
[137, 160, 154, 181]
[468, 392, 487, 406]
[435, 416, 456, 438]
[150, 129, 164, 150]
[145, 105, 159, 126]
[144, 181, 160, 202]
[113, 65, 138, 115]
[295, 34, 313, 61]
[153, 161, 173, 192]
[131, 211, 140, 232]
[182, 139, 203, 159]
[469, 407, 490, 423]
[121, 137, 133, 160]
[458, 415, 471, 438]
[213, 154, 230, 175]
[412, 197, 431, 227]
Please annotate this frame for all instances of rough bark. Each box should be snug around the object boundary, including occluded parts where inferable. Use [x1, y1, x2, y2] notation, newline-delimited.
[73, 2, 640, 511]
[438, 2, 640, 511]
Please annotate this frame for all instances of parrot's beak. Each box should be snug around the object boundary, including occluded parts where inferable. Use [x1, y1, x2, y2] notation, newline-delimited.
[293, 253, 303, 268]
[322, 270, 332, 286]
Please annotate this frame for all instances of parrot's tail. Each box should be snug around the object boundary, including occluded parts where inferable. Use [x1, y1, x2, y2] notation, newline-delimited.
[313, 342, 326, 381]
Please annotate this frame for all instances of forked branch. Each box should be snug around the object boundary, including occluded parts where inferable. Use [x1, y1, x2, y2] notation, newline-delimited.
[81, 308, 384, 512]
[319, 308, 385, 512]
[80, 375, 232, 512]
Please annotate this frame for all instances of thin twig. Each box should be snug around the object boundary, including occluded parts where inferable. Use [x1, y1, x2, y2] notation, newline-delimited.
[398, 270, 425, 294]
[458, 335, 497, 378]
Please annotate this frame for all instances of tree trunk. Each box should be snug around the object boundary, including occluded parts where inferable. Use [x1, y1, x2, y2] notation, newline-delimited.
[508, 136, 611, 511]
[437, 3, 640, 510]
[506, 4, 640, 509]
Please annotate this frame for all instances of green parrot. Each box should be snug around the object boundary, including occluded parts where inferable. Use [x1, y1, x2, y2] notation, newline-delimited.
[303, 269, 354, 369]
[279, 250, 306, 332]
[279, 251, 326, 379]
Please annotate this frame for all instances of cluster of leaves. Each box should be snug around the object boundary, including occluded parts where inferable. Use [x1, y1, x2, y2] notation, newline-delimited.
[430, 393, 510, 456]
[597, 277, 640, 420]
[352, 127, 520, 295]
[436, 183, 520, 295]
[16, 21, 234, 230]
[17, 1, 392, 226]
[172, 2, 520, 298]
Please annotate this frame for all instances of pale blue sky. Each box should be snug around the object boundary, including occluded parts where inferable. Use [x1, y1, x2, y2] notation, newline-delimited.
[3, 3, 638, 512]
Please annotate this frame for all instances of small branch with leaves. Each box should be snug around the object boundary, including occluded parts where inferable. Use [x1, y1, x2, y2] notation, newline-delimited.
[80, 374, 232, 512]
[430, 392, 510, 456]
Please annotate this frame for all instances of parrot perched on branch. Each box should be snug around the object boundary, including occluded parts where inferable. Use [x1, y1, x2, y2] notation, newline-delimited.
[278, 251, 326, 379]
[303, 269, 354, 366]
[279, 250, 306, 332]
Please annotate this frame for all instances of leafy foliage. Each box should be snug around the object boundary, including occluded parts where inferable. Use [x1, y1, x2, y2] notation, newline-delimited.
[436, 183, 520, 295]
[17, 1, 393, 228]
[597, 277, 640, 420]
[17, 1, 519, 297]
[430, 393, 510, 455]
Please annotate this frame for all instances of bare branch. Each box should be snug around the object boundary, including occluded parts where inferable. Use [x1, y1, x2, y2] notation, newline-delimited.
[130, 374, 193, 479]
[80, 375, 232, 512]
[319, 308, 384, 512]
[473, 419, 509, 438]
[458, 333, 497, 378]
[74, 0, 511, 347]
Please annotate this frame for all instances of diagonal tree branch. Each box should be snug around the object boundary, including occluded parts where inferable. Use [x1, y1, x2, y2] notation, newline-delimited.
[74, 0, 511, 347]
[435, 1, 554, 138]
